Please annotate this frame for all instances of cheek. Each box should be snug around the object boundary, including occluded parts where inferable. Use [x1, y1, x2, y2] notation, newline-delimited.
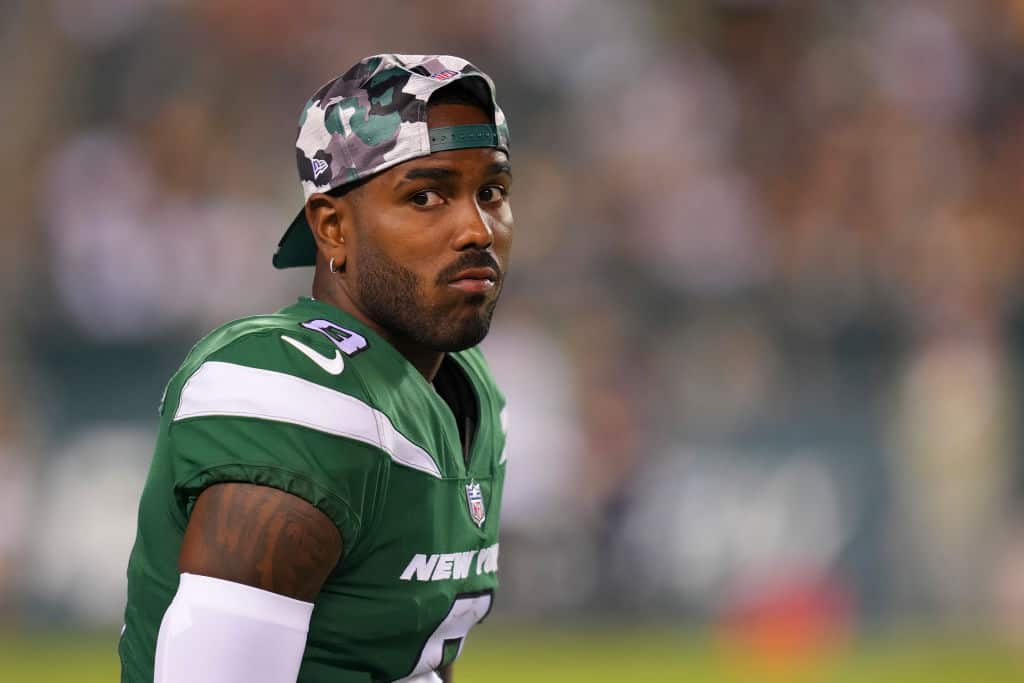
[493, 216, 513, 257]
[357, 217, 430, 272]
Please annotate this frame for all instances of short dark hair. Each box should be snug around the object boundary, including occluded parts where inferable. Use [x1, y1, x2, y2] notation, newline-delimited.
[326, 174, 370, 199]
[427, 79, 493, 120]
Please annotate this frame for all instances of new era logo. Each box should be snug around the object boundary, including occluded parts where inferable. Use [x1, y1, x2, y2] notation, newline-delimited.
[430, 70, 458, 81]
[311, 158, 329, 178]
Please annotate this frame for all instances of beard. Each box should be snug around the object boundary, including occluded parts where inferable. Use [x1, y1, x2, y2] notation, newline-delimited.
[354, 240, 501, 352]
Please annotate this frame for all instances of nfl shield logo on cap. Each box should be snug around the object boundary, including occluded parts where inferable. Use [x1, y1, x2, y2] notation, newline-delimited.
[465, 481, 486, 528]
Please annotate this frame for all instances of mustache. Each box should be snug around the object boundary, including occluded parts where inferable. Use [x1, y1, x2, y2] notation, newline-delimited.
[436, 251, 503, 285]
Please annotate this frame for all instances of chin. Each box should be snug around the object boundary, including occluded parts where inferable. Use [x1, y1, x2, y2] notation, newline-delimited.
[430, 307, 495, 352]
[435, 321, 491, 352]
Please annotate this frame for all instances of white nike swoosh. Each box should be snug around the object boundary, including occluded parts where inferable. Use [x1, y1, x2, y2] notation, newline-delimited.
[281, 335, 345, 375]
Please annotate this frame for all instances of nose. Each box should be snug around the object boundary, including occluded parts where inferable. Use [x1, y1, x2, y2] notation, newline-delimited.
[451, 196, 494, 251]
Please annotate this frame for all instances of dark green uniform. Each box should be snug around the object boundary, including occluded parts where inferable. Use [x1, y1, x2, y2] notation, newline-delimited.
[120, 297, 507, 682]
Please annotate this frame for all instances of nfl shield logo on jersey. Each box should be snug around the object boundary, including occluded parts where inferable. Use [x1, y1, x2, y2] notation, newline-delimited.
[465, 481, 486, 528]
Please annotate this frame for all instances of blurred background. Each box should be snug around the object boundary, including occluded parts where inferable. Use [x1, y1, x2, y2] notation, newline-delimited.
[2, 0, 1024, 680]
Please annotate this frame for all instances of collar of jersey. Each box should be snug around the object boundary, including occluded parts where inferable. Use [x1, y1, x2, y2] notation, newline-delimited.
[289, 297, 488, 478]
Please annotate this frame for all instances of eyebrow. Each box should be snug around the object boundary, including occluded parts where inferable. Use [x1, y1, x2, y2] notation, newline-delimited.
[401, 167, 459, 183]
[397, 160, 513, 187]
[486, 161, 513, 179]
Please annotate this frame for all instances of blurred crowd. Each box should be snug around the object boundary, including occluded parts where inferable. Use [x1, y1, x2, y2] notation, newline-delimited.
[2, 0, 1023, 641]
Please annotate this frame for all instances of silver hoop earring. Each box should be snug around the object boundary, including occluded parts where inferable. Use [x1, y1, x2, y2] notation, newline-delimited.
[329, 257, 339, 274]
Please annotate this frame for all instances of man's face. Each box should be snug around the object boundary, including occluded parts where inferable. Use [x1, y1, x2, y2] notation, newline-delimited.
[342, 103, 513, 352]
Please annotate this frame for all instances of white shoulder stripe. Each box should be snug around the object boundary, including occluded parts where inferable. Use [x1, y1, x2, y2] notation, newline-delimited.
[498, 407, 509, 465]
[174, 361, 442, 478]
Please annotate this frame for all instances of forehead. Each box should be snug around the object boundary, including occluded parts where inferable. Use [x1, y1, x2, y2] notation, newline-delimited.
[411, 145, 509, 173]
[372, 146, 511, 189]
[426, 102, 492, 128]
[349, 101, 508, 196]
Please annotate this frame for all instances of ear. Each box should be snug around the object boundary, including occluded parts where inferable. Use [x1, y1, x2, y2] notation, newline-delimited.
[305, 193, 349, 270]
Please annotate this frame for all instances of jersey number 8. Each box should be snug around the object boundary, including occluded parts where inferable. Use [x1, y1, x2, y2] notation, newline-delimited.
[403, 591, 493, 679]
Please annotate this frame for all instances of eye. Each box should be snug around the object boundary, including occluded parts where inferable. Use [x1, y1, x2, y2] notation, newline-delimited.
[410, 190, 444, 207]
[477, 185, 507, 205]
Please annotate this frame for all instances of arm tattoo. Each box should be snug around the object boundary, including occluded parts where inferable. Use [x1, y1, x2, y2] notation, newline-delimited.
[179, 482, 343, 601]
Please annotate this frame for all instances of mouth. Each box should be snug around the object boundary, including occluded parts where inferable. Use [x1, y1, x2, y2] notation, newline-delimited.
[447, 267, 499, 294]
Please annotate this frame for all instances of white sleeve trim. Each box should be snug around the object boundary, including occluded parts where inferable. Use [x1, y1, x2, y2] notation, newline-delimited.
[174, 572, 313, 629]
[154, 573, 314, 683]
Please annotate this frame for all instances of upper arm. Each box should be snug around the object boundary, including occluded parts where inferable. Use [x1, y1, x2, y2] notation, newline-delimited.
[179, 482, 343, 601]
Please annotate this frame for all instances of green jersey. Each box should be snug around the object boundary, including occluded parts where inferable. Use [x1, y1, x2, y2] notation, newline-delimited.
[120, 297, 507, 682]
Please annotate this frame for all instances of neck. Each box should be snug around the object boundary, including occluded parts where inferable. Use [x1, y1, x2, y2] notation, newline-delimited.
[312, 266, 445, 381]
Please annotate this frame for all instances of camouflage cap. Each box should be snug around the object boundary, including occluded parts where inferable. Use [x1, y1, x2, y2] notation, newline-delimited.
[273, 53, 511, 269]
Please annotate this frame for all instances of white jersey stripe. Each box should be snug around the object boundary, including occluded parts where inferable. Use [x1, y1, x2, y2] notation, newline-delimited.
[498, 407, 509, 465]
[174, 361, 442, 478]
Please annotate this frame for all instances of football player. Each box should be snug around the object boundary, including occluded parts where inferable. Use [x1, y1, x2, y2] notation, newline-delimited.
[119, 54, 513, 683]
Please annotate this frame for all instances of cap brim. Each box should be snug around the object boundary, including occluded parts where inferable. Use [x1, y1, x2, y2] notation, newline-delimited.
[273, 209, 318, 269]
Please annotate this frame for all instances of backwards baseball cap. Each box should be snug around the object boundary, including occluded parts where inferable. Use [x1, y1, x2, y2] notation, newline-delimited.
[273, 53, 510, 269]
